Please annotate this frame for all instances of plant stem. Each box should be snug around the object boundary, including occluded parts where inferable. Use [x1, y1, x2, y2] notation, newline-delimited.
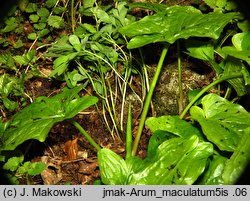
[71, 120, 101, 151]
[126, 103, 132, 159]
[139, 48, 155, 116]
[71, 0, 75, 32]
[179, 73, 243, 119]
[177, 41, 184, 114]
[132, 44, 170, 156]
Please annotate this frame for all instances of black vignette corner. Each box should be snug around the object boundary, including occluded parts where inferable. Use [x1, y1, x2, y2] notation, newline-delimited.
[0, 0, 19, 23]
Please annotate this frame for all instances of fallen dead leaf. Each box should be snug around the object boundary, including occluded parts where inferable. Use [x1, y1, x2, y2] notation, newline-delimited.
[63, 138, 78, 161]
[40, 156, 63, 185]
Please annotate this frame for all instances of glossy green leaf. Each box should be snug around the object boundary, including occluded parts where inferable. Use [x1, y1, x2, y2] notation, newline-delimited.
[1, 87, 98, 151]
[242, 66, 250, 85]
[96, 9, 112, 24]
[28, 33, 37, 40]
[221, 32, 250, 66]
[38, 29, 50, 38]
[98, 148, 129, 185]
[82, 23, 97, 34]
[2, 97, 18, 111]
[146, 115, 204, 140]
[25, 3, 37, 13]
[119, 6, 238, 48]
[125, 156, 147, 175]
[237, 20, 250, 32]
[222, 46, 250, 65]
[129, 136, 213, 184]
[222, 57, 247, 96]
[98, 135, 213, 185]
[0, 53, 16, 70]
[82, 0, 95, 9]
[51, 52, 79, 76]
[37, 8, 50, 18]
[200, 154, 227, 184]
[185, 39, 214, 60]
[146, 130, 176, 158]
[190, 93, 250, 151]
[222, 127, 250, 184]
[0, 74, 24, 103]
[232, 32, 250, 51]
[29, 14, 39, 23]
[203, 0, 237, 12]
[46, 36, 75, 57]
[13, 55, 28, 66]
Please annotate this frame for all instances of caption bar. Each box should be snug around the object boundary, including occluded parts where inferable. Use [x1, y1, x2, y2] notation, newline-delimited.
[0, 186, 249, 201]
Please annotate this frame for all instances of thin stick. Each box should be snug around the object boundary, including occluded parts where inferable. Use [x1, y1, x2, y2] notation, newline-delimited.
[126, 103, 132, 159]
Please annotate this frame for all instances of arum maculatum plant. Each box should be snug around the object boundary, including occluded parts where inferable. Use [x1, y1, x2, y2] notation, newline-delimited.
[97, 3, 250, 185]
[118, 4, 241, 156]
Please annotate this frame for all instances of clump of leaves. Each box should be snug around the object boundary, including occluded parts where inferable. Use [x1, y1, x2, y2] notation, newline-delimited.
[96, 2, 250, 185]
[203, 0, 237, 12]
[0, 0, 67, 48]
[98, 93, 250, 184]
[2, 152, 46, 184]
[46, 1, 137, 139]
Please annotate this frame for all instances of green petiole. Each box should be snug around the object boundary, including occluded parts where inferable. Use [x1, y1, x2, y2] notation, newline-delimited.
[132, 44, 170, 156]
[179, 73, 243, 119]
[71, 120, 101, 151]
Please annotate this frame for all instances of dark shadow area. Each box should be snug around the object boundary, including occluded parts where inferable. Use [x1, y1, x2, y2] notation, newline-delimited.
[0, 0, 18, 23]
[0, 164, 11, 184]
[235, 1, 250, 22]
[236, 162, 250, 185]
[234, 0, 250, 185]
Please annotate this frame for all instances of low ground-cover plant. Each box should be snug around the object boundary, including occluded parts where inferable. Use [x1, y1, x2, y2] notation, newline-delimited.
[0, 0, 78, 113]
[46, 1, 138, 139]
[2, 152, 46, 184]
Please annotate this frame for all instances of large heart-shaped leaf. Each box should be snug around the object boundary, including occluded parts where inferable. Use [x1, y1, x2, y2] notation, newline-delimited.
[98, 148, 129, 185]
[129, 136, 213, 184]
[145, 116, 204, 157]
[1, 87, 98, 151]
[146, 115, 204, 140]
[190, 93, 250, 151]
[119, 6, 238, 49]
[98, 136, 213, 185]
